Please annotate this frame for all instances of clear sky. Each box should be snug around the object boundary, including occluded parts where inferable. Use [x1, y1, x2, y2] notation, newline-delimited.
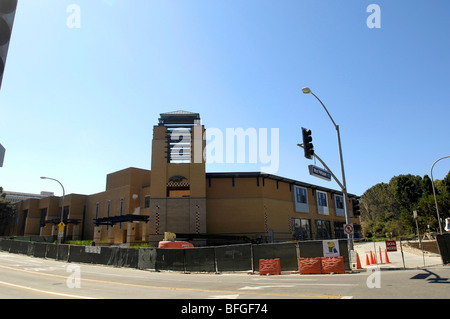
[1, 0, 449, 198]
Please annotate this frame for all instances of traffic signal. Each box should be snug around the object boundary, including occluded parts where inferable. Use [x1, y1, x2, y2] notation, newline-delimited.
[0, 0, 18, 90]
[352, 198, 361, 216]
[301, 127, 314, 159]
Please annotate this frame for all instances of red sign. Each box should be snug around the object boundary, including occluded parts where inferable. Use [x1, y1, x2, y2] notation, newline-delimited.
[344, 224, 354, 234]
[385, 240, 397, 252]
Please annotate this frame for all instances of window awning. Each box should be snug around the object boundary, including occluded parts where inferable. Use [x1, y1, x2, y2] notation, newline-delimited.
[94, 214, 149, 227]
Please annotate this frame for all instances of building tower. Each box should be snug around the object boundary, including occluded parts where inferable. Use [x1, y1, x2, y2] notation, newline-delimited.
[149, 111, 206, 242]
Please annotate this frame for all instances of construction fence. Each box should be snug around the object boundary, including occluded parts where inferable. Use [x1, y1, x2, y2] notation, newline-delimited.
[0, 238, 351, 273]
[2, 235, 447, 272]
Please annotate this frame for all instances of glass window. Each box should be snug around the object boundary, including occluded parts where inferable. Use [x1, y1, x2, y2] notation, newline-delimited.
[334, 221, 346, 239]
[335, 194, 344, 209]
[317, 191, 328, 207]
[315, 219, 331, 239]
[295, 187, 308, 204]
[40, 208, 47, 227]
[292, 218, 311, 240]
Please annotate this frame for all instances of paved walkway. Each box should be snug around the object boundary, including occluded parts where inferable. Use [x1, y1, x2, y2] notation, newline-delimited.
[353, 241, 443, 270]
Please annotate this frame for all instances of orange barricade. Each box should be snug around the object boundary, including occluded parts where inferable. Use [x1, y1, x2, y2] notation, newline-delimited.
[298, 257, 322, 274]
[158, 241, 194, 249]
[321, 257, 345, 274]
[259, 258, 281, 275]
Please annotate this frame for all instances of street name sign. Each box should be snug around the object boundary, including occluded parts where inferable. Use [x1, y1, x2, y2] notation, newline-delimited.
[308, 165, 331, 181]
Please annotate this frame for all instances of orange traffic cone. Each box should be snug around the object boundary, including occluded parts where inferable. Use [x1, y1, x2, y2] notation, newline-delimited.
[370, 251, 375, 264]
[384, 249, 391, 263]
[357, 253, 362, 269]
[365, 254, 371, 266]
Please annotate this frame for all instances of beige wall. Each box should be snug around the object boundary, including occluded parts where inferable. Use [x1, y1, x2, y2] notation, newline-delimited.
[206, 175, 359, 241]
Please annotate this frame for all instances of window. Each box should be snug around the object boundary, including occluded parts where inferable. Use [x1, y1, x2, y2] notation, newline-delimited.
[293, 185, 309, 213]
[316, 190, 329, 215]
[334, 221, 346, 239]
[167, 128, 191, 163]
[40, 208, 47, 227]
[144, 196, 150, 208]
[120, 198, 124, 229]
[334, 194, 345, 217]
[95, 202, 99, 220]
[317, 191, 327, 207]
[335, 195, 344, 209]
[292, 218, 311, 240]
[107, 200, 111, 230]
[63, 206, 69, 221]
[316, 219, 331, 239]
[295, 187, 308, 204]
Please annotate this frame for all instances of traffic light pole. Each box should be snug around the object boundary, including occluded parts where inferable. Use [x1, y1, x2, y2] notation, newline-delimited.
[297, 143, 353, 255]
[301, 88, 353, 252]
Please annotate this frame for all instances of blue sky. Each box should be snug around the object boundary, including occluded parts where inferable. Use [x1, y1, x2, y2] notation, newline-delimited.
[1, 0, 449, 197]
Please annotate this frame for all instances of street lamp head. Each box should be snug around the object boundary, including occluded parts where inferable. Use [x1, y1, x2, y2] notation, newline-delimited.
[40, 176, 47, 179]
[302, 87, 311, 94]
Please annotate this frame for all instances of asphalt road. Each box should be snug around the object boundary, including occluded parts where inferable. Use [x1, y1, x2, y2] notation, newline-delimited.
[0, 251, 449, 301]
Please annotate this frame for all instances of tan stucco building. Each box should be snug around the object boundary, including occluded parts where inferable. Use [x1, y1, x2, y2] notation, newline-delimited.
[12, 111, 360, 245]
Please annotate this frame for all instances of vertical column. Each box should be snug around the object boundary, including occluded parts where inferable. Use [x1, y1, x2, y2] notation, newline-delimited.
[126, 222, 136, 246]
[93, 226, 102, 243]
[108, 225, 114, 244]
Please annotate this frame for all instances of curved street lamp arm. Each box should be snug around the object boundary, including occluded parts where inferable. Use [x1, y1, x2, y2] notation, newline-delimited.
[430, 155, 450, 234]
[297, 144, 345, 191]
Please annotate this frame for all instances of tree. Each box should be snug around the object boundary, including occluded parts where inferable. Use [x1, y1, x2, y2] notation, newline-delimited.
[392, 174, 423, 211]
[0, 194, 15, 236]
[441, 171, 450, 194]
[422, 174, 433, 196]
[360, 182, 402, 237]
[359, 171, 450, 238]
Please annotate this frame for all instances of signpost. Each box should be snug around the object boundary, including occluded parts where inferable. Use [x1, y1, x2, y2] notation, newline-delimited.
[58, 222, 65, 242]
[344, 223, 354, 235]
[308, 165, 331, 181]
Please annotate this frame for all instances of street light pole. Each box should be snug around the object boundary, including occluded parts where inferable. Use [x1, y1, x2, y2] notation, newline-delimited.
[41, 176, 65, 244]
[301, 87, 353, 251]
[430, 155, 450, 234]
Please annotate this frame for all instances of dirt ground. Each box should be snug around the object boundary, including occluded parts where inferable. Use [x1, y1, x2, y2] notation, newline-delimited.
[405, 240, 440, 255]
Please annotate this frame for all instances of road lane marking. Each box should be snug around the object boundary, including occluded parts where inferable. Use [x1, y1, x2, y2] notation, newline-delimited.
[208, 294, 240, 299]
[0, 280, 97, 299]
[0, 264, 343, 299]
[239, 285, 295, 290]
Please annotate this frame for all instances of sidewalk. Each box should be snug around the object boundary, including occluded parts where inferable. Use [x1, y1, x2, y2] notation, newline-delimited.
[354, 241, 443, 270]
